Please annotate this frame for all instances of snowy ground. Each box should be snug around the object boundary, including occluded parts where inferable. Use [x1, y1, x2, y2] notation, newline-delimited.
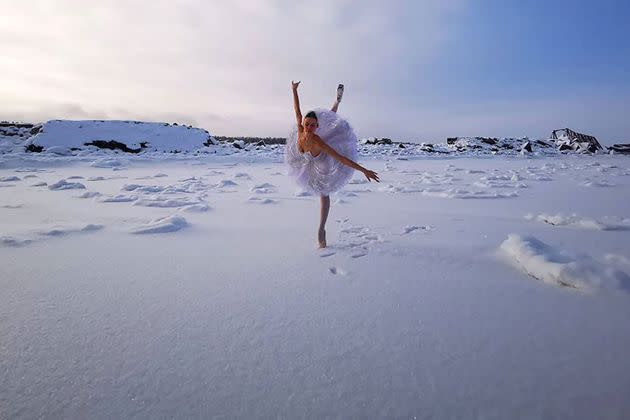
[1, 153, 630, 419]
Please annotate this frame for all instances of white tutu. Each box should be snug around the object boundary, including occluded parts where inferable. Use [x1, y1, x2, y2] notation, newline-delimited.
[284, 108, 358, 196]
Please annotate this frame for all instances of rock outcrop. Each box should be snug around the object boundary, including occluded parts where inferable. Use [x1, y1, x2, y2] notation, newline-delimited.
[551, 128, 604, 153]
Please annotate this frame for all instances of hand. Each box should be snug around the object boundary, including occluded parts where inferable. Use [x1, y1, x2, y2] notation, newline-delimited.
[363, 168, 380, 182]
[291, 80, 301, 91]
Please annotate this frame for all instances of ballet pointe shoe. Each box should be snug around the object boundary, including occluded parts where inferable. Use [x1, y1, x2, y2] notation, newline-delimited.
[336, 84, 344, 102]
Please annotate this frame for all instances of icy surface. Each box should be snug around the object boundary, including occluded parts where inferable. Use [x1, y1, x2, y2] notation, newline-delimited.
[1, 154, 630, 418]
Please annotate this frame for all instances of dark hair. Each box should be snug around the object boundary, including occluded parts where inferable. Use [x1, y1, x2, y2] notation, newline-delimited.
[304, 110, 318, 120]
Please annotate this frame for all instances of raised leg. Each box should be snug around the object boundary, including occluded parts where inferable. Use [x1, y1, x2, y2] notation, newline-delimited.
[318, 195, 330, 248]
[330, 84, 344, 113]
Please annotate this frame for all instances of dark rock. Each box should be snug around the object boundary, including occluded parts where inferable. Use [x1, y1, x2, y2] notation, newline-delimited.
[480, 137, 498, 145]
[559, 143, 573, 151]
[398, 143, 405, 148]
[232, 142, 243, 149]
[25, 144, 44, 152]
[447, 137, 458, 145]
[608, 144, 630, 154]
[0, 122, 33, 128]
[521, 141, 533, 153]
[214, 136, 286, 145]
[84, 140, 145, 153]
[585, 143, 600, 153]
[365, 138, 393, 145]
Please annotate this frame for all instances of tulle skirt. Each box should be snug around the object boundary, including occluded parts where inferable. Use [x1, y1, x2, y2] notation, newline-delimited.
[284, 108, 358, 196]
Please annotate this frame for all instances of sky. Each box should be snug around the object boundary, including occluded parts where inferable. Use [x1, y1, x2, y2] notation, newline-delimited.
[1, 0, 629, 143]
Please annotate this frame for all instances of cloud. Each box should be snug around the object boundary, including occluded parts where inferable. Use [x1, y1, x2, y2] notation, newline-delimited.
[4, 1, 627, 141]
[0, 0, 467, 136]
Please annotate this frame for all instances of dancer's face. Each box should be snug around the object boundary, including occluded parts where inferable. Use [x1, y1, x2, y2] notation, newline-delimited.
[303, 117, 318, 133]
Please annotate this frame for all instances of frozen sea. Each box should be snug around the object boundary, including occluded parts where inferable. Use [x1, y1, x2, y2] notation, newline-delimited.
[1, 152, 629, 419]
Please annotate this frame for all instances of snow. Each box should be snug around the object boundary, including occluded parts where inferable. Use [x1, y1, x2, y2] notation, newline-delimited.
[129, 215, 189, 234]
[48, 179, 86, 190]
[1, 150, 630, 418]
[25, 120, 216, 152]
[525, 213, 630, 231]
[499, 234, 630, 292]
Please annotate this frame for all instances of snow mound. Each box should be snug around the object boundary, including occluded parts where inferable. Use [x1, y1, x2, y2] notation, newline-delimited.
[0, 236, 33, 247]
[250, 182, 277, 194]
[98, 194, 138, 203]
[421, 188, 518, 199]
[525, 213, 630, 231]
[130, 215, 189, 234]
[48, 179, 86, 190]
[75, 191, 102, 199]
[133, 197, 204, 208]
[216, 179, 238, 188]
[38, 224, 104, 237]
[499, 234, 630, 292]
[26, 120, 217, 153]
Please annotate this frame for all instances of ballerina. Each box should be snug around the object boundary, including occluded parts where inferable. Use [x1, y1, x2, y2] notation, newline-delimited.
[285, 81, 379, 248]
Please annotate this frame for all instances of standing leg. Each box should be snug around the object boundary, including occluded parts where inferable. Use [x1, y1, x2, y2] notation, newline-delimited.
[318, 195, 330, 248]
[330, 84, 344, 113]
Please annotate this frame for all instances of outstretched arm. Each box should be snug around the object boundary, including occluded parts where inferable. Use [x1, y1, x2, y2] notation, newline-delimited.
[291, 80, 303, 130]
[313, 136, 380, 182]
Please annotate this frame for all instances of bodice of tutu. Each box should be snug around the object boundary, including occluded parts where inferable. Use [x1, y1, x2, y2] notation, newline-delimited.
[284, 108, 358, 196]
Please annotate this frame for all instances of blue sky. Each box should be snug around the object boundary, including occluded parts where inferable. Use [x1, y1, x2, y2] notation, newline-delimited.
[434, 1, 630, 96]
[1, 0, 628, 143]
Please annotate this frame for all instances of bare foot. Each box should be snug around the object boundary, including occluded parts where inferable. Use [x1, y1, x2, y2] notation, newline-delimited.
[318, 227, 327, 248]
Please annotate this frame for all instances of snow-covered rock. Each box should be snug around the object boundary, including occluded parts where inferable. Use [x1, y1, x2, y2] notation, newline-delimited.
[0, 123, 38, 154]
[25, 120, 217, 153]
[608, 143, 630, 154]
[551, 128, 604, 154]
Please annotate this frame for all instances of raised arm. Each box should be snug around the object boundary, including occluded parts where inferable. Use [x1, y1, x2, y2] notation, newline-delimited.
[291, 80, 303, 130]
[312, 136, 380, 182]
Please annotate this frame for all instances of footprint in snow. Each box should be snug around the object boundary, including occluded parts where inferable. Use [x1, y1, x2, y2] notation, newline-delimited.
[328, 266, 347, 275]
